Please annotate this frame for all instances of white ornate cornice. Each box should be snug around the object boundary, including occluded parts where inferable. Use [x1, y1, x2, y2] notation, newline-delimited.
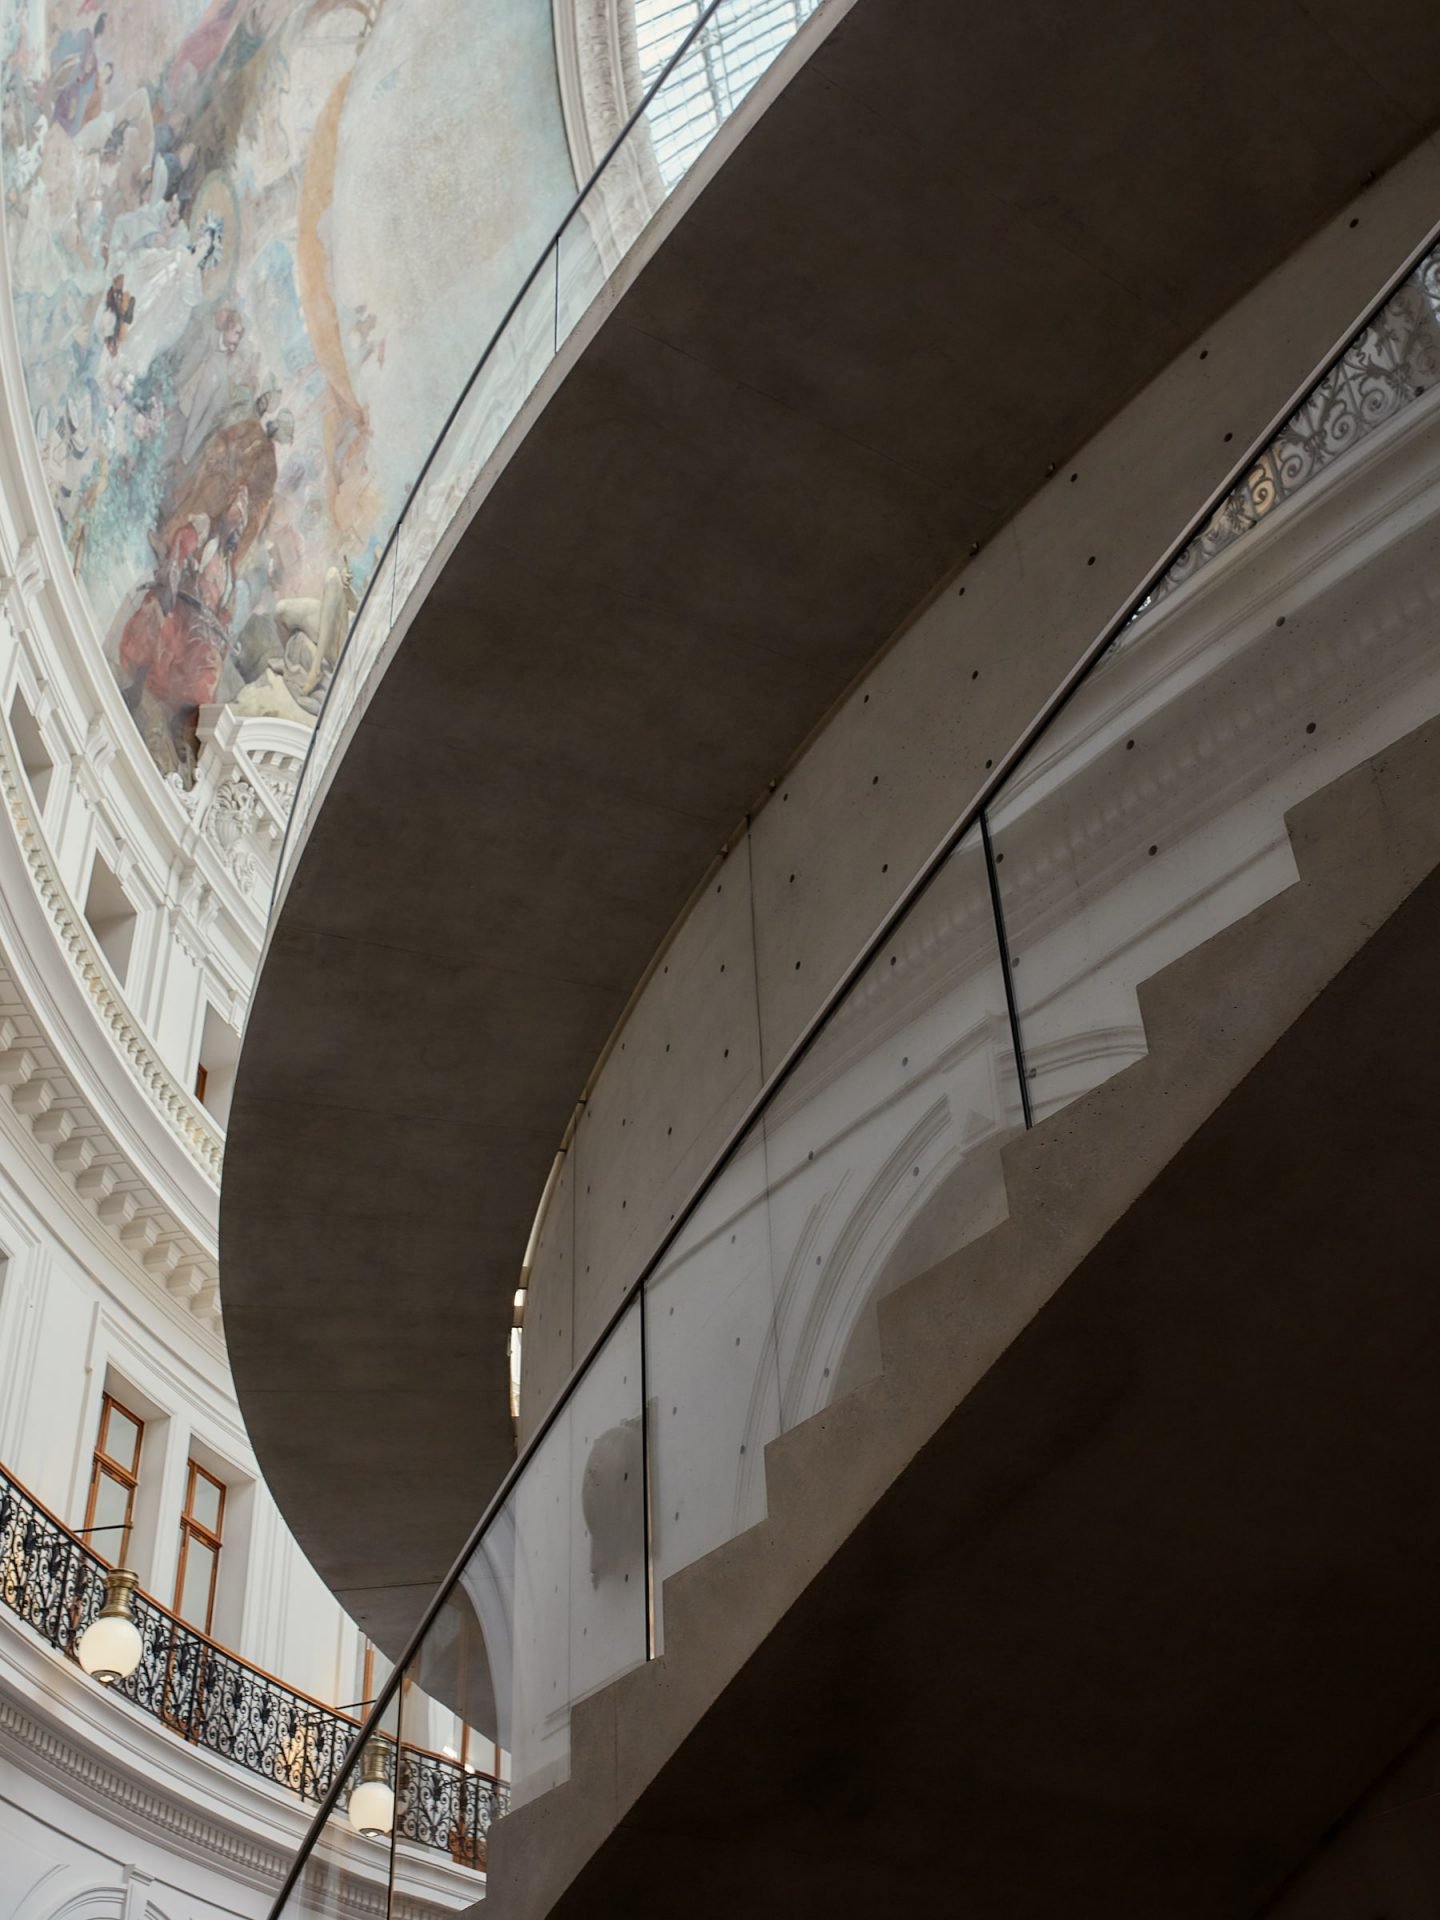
[0, 934, 221, 1331]
[0, 725, 225, 1189]
[0, 1625, 474, 1917]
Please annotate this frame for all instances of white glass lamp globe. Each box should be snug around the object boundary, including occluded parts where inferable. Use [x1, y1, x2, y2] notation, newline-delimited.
[77, 1569, 143, 1685]
[348, 1742, 395, 1838]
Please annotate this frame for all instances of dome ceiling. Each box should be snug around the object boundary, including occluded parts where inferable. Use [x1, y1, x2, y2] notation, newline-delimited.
[0, 0, 579, 781]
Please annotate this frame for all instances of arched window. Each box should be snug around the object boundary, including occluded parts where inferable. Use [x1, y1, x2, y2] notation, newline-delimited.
[633, 0, 822, 187]
[555, 0, 823, 211]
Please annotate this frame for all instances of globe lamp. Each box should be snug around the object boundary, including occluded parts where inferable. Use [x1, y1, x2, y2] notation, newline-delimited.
[347, 1739, 395, 1838]
[77, 1568, 142, 1685]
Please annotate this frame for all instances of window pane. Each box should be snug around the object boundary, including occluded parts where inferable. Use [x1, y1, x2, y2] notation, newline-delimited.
[104, 1403, 141, 1471]
[177, 1537, 216, 1629]
[90, 1469, 130, 1550]
[189, 1468, 222, 1534]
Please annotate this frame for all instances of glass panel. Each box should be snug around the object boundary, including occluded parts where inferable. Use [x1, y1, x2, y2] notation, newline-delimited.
[509, 1295, 646, 1801]
[176, 1537, 216, 1630]
[761, 825, 1021, 1430]
[394, 1297, 644, 1830]
[646, 826, 1017, 1650]
[89, 1471, 131, 1556]
[103, 1403, 140, 1472]
[394, 253, 559, 623]
[988, 427, 1440, 1120]
[189, 1469, 222, 1533]
[645, 1127, 780, 1654]
[273, 1697, 398, 1920]
[392, 1659, 507, 1907]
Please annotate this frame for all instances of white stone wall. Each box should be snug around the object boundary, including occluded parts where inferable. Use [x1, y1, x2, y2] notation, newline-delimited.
[0, 57, 385, 1896]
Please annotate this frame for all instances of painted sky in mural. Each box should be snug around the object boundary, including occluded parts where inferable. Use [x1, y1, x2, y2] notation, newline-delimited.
[0, 0, 578, 780]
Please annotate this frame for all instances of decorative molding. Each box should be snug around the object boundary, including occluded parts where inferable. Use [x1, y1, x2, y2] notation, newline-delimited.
[0, 1691, 296, 1893]
[0, 727, 225, 1189]
[0, 925, 220, 1336]
[0, 1677, 472, 1919]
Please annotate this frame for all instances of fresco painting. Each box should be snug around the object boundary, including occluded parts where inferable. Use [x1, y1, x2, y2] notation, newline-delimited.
[0, 0, 580, 780]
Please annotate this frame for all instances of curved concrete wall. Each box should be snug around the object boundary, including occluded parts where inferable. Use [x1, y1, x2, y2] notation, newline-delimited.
[519, 136, 1440, 1436]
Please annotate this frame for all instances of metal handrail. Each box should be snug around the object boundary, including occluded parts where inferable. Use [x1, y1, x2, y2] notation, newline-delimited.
[0, 1461, 508, 1862]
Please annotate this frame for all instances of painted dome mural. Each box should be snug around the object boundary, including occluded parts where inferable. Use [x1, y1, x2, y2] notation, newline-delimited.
[0, 0, 580, 780]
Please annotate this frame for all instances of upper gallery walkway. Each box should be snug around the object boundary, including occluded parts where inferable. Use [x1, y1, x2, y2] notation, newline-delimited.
[221, 0, 1440, 1663]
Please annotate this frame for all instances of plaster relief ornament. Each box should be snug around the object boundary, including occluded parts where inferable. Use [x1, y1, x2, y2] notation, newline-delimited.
[0, 0, 586, 785]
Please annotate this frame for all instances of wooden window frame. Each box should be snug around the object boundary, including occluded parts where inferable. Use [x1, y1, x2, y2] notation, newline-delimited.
[84, 1391, 143, 1565]
[174, 1458, 225, 1635]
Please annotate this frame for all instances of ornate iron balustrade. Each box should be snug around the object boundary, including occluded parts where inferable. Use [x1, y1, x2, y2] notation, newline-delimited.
[0, 1462, 509, 1861]
[1131, 238, 1440, 623]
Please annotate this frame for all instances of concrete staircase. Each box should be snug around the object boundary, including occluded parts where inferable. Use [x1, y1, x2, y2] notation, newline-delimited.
[480, 711, 1440, 1917]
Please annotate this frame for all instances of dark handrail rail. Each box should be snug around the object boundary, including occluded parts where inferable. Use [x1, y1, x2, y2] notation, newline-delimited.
[0, 1460, 508, 1861]
[268, 201, 1440, 1914]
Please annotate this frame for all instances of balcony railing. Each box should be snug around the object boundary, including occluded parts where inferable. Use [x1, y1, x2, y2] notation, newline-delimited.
[0, 1462, 509, 1867]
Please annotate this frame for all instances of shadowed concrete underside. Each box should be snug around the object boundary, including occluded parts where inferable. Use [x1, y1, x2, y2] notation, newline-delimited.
[478, 721, 1440, 1917]
[222, 0, 1440, 1654]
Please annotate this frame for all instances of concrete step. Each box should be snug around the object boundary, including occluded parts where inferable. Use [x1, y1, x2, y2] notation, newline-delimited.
[479, 710, 1440, 1918]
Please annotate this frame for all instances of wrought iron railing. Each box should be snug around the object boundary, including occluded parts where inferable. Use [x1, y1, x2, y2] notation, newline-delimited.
[1135, 242, 1440, 619]
[0, 1462, 509, 1865]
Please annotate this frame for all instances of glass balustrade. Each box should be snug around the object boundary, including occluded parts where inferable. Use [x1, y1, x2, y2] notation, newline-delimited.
[274, 0, 823, 905]
[265, 5, 1440, 1908]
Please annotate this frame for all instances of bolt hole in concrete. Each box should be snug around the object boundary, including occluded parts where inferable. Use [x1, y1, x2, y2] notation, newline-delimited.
[1126, 738, 1135, 749]
[1224, 431, 1234, 441]
[1277, 615, 1286, 626]
[1088, 555, 1096, 566]
[1149, 844, 1159, 855]
[1307, 722, 1317, 734]
[972, 669, 980, 681]
[882, 862, 889, 872]
[1351, 216, 1361, 227]
[1070, 471, 1079, 482]
[1200, 347, 1209, 359]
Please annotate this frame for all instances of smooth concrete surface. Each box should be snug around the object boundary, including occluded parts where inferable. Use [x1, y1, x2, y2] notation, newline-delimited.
[475, 715, 1440, 1917]
[1269, 1719, 1440, 1916]
[222, 0, 1440, 1654]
